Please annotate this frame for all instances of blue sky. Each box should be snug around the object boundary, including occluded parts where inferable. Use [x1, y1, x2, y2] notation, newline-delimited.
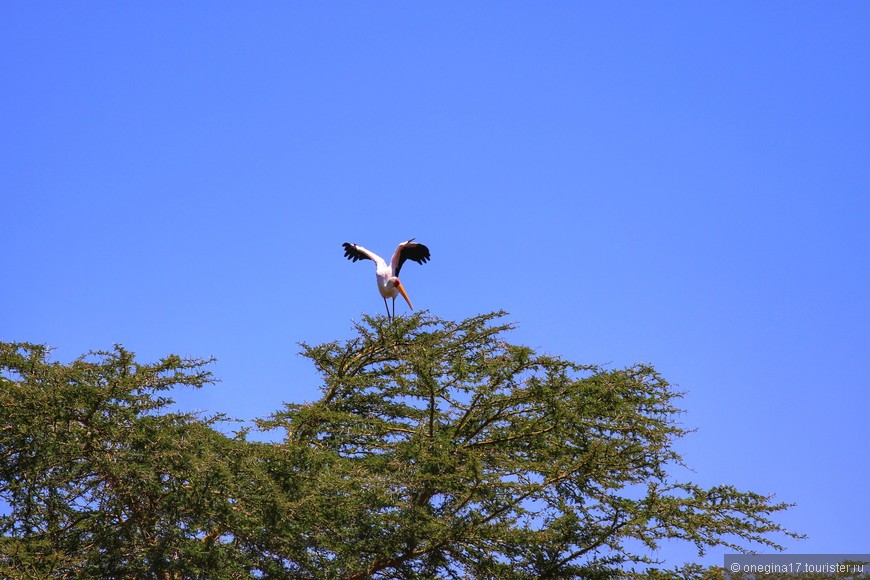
[3, 2, 868, 567]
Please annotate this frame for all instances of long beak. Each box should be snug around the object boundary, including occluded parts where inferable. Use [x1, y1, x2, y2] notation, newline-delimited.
[395, 280, 413, 310]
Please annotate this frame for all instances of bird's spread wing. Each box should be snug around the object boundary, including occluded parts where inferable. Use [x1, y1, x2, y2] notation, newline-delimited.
[342, 243, 387, 268]
[391, 239, 431, 277]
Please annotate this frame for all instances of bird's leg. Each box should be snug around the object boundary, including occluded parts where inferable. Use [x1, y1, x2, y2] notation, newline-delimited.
[383, 297, 391, 320]
[391, 296, 396, 320]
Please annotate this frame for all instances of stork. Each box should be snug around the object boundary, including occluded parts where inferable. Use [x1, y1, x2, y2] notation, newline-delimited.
[342, 239, 431, 319]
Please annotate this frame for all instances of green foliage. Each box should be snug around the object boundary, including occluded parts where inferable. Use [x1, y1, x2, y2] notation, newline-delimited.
[0, 312, 802, 578]
[259, 312, 801, 578]
[0, 343, 249, 578]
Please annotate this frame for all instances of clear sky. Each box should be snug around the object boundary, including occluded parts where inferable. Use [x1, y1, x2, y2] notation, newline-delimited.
[2, 2, 868, 567]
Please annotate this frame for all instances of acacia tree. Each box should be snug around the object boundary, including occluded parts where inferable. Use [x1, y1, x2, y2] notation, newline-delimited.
[0, 342, 259, 578]
[0, 312, 801, 579]
[256, 311, 801, 578]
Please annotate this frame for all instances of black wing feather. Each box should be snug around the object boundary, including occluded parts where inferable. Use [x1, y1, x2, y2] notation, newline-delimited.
[342, 243, 372, 263]
[395, 243, 430, 277]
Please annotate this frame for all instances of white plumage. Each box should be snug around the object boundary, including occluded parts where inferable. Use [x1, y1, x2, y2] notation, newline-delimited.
[342, 239, 431, 319]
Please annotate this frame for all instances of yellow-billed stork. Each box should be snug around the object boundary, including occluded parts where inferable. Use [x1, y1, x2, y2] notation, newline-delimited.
[342, 239, 431, 319]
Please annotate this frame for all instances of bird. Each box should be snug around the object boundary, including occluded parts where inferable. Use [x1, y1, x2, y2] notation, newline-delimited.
[342, 239, 431, 320]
